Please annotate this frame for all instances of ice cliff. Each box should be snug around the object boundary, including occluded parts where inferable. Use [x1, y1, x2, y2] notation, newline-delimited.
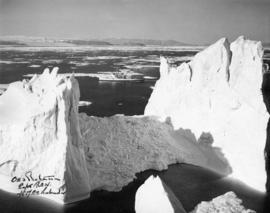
[145, 36, 268, 191]
[135, 176, 255, 213]
[0, 68, 90, 203]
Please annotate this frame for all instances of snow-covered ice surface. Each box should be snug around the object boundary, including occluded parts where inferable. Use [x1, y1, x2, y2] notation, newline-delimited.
[135, 175, 187, 213]
[0, 68, 90, 203]
[80, 114, 230, 192]
[145, 36, 268, 191]
[190, 191, 255, 213]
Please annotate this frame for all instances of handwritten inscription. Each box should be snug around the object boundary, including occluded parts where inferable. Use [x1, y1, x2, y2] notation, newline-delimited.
[11, 171, 65, 198]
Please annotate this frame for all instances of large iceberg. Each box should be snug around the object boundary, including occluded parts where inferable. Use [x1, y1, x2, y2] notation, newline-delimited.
[0, 68, 91, 203]
[145, 36, 268, 191]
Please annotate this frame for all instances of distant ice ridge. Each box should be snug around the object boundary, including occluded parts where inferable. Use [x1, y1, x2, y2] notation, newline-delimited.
[135, 176, 255, 213]
[0, 45, 204, 52]
[0, 67, 230, 203]
[145, 36, 268, 191]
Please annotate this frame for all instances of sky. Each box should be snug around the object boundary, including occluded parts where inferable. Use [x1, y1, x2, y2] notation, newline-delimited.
[0, 0, 269, 44]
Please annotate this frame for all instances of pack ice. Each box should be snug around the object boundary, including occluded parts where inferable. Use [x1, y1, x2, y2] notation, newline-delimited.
[145, 36, 268, 191]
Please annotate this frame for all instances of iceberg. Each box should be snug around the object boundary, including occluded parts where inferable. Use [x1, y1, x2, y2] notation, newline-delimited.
[0, 68, 90, 203]
[145, 36, 268, 191]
